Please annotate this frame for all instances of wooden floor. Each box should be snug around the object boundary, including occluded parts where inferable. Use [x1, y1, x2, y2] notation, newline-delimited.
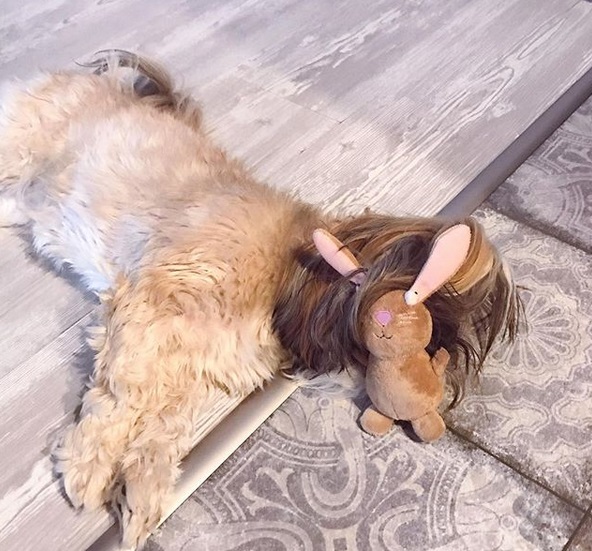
[1, 1, 592, 549]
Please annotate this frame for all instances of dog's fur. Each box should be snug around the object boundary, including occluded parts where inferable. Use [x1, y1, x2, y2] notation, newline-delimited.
[0, 51, 520, 548]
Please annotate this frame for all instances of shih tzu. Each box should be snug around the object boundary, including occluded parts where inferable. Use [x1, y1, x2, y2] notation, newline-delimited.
[0, 51, 520, 548]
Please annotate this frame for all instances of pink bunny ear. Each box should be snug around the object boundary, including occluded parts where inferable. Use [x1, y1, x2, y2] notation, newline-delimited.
[404, 224, 472, 305]
[312, 229, 365, 285]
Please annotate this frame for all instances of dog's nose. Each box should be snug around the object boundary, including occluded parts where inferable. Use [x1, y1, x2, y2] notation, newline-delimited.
[374, 310, 392, 326]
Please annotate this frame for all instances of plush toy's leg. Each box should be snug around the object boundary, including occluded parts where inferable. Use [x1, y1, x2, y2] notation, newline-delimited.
[411, 411, 446, 442]
[430, 347, 450, 376]
[360, 406, 394, 436]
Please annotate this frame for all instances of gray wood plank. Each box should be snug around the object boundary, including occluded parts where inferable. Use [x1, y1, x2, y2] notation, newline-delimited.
[0, 230, 94, 375]
[243, 0, 592, 216]
[197, 75, 340, 179]
[243, 0, 583, 120]
[0, 0, 267, 82]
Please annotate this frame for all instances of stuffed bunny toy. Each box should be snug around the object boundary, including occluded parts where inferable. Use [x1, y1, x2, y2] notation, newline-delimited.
[313, 224, 472, 442]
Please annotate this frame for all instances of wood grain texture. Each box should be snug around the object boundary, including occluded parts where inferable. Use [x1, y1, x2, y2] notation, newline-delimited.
[0, 232, 94, 375]
[1, 0, 592, 549]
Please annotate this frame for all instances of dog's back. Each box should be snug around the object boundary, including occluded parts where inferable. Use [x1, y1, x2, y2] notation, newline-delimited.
[0, 51, 320, 294]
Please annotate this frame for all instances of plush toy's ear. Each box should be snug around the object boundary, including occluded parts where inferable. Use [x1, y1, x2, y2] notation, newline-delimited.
[405, 224, 472, 305]
[312, 229, 366, 285]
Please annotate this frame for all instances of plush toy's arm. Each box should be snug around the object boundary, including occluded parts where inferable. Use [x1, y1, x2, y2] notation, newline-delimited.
[431, 347, 450, 376]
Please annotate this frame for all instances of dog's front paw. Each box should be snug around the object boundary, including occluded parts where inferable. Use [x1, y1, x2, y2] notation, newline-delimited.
[53, 421, 116, 510]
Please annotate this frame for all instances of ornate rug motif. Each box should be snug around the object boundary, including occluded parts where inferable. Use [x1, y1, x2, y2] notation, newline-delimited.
[447, 209, 592, 507]
[147, 389, 580, 551]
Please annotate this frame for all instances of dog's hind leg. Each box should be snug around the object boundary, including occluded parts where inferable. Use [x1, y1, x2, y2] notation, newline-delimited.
[54, 297, 139, 510]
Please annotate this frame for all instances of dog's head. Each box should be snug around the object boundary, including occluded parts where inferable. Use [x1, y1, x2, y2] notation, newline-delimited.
[272, 212, 521, 407]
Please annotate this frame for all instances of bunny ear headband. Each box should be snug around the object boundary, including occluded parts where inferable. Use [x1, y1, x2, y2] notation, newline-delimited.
[312, 224, 472, 306]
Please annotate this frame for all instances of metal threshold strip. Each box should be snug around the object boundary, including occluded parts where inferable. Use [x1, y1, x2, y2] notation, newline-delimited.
[439, 64, 592, 218]
[90, 64, 592, 550]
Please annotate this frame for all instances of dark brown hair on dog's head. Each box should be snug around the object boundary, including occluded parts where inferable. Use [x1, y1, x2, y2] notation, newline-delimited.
[273, 213, 521, 407]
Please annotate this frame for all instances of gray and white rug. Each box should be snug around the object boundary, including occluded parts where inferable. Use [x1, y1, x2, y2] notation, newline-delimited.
[146, 96, 592, 551]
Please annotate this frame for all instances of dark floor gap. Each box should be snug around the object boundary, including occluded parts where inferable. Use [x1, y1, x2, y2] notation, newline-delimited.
[562, 503, 592, 551]
[447, 425, 588, 514]
[479, 199, 591, 255]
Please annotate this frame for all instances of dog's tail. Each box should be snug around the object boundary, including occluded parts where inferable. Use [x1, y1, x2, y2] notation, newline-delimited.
[80, 49, 202, 130]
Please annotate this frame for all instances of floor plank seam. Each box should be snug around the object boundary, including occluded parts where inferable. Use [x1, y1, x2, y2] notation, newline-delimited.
[563, 504, 592, 551]
[482, 200, 592, 256]
[446, 425, 588, 514]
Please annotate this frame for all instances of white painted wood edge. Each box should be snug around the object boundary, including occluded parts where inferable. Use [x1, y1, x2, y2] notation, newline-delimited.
[88, 377, 299, 551]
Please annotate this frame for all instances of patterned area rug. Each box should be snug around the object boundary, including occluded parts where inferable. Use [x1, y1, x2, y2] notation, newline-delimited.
[146, 96, 592, 550]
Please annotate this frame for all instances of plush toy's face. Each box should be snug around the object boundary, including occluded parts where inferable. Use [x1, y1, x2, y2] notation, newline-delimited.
[362, 290, 433, 358]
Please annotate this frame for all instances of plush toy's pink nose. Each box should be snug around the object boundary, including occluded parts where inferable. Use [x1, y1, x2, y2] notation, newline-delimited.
[374, 310, 392, 326]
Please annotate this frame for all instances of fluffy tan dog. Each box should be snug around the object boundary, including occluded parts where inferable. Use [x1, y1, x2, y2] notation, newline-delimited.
[0, 51, 520, 548]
